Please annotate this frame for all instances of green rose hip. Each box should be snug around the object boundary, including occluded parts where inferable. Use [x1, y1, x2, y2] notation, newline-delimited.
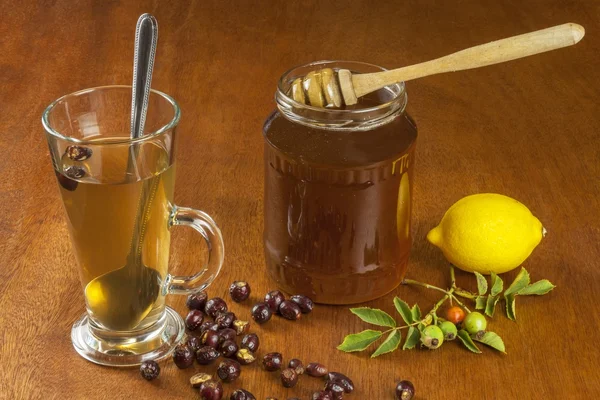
[464, 312, 487, 335]
[420, 325, 444, 349]
[438, 321, 458, 340]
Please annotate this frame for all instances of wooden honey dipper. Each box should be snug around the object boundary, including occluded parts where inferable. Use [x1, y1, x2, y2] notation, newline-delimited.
[291, 23, 585, 107]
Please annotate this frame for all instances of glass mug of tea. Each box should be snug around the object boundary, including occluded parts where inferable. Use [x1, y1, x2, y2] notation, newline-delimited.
[42, 85, 224, 366]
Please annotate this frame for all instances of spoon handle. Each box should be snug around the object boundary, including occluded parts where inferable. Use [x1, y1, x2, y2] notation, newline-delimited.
[131, 14, 158, 139]
[350, 23, 585, 99]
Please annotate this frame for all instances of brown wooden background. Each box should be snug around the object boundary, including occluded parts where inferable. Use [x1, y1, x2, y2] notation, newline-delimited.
[1, 0, 599, 399]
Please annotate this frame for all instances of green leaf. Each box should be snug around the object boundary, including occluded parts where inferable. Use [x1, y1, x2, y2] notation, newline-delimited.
[504, 268, 530, 296]
[505, 294, 516, 321]
[350, 307, 396, 327]
[490, 273, 504, 296]
[337, 330, 383, 352]
[485, 295, 500, 317]
[476, 296, 486, 310]
[517, 280, 556, 296]
[403, 326, 420, 350]
[473, 331, 506, 353]
[457, 330, 481, 353]
[474, 271, 488, 295]
[411, 304, 421, 321]
[393, 297, 413, 324]
[371, 330, 401, 357]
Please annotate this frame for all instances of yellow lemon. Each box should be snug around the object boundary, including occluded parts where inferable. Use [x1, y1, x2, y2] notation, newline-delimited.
[427, 193, 545, 275]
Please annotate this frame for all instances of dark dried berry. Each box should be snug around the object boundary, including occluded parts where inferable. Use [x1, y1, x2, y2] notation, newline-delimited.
[233, 320, 250, 336]
[326, 372, 354, 393]
[205, 297, 228, 318]
[56, 171, 78, 191]
[199, 321, 220, 335]
[324, 381, 344, 400]
[230, 389, 256, 400]
[395, 380, 415, 400]
[312, 392, 333, 400]
[264, 290, 286, 312]
[190, 372, 213, 388]
[262, 352, 283, 371]
[306, 362, 328, 377]
[172, 344, 194, 369]
[216, 359, 241, 383]
[280, 368, 298, 388]
[218, 328, 237, 343]
[186, 310, 205, 331]
[219, 340, 239, 358]
[240, 333, 260, 353]
[290, 295, 314, 314]
[64, 165, 86, 179]
[279, 300, 302, 321]
[235, 348, 256, 365]
[288, 359, 304, 375]
[65, 145, 92, 161]
[187, 291, 208, 310]
[202, 330, 221, 349]
[229, 281, 251, 302]
[199, 380, 223, 400]
[139, 360, 160, 381]
[187, 335, 202, 352]
[215, 312, 236, 329]
[251, 302, 272, 324]
[196, 346, 221, 365]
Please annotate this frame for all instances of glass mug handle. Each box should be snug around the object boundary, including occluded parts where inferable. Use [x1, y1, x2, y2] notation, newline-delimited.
[167, 206, 224, 294]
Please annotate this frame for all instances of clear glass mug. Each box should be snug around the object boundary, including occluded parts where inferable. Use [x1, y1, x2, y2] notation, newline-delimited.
[42, 86, 224, 366]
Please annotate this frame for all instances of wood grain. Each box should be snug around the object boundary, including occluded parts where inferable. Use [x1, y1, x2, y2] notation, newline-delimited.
[1, 0, 599, 399]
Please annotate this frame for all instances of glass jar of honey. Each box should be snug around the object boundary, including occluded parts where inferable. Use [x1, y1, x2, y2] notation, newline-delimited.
[263, 61, 417, 304]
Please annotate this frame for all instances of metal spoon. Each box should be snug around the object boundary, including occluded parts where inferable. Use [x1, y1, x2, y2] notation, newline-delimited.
[85, 14, 162, 331]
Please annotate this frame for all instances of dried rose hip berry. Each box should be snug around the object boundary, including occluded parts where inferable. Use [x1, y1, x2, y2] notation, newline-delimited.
[216, 359, 241, 383]
[65, 145, 92, 161]
[219, 339, 238, 358]
[264, 290, 285, 312]
[229, 389, 256, 400]
[205, 297, 228, 318]
[280, 368, 298, 388]
[326, 372, 354, 393]
[196, 346, 220, 365]
[139, 360, 160, 381]
[187, 291, 208, 310]
[186, 310, 205, 331]
[199, 380, 223, 400]
[395, 380, 415, 400]
[262, 352, 283, 371]
[187, 335, 202, 352]
[215, 312, 236, 329]
[201, 330, 221, 349]
[288, 358, 304, 375]
[279, 300, 302, 321]
[251, 303, 272, 324]
[240, 333, 260, 353]
[229, 281, 251, 302]
[290, 294, 314, 314]
[172, 343, 194, 369]
[235, 348, 256, 365]
[55, 171, 78, 191]
[306, 362, 328, 377]
[190, 372, 213, 388]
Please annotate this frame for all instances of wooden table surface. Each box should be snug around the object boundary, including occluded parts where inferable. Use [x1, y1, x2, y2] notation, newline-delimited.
[1, 0, 599, 399]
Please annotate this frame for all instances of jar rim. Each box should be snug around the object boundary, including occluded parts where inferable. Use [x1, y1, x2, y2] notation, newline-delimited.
[275, 60, 407, 131]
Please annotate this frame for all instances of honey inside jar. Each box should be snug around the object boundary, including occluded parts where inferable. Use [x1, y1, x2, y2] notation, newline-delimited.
[263, 61, 417, 304]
